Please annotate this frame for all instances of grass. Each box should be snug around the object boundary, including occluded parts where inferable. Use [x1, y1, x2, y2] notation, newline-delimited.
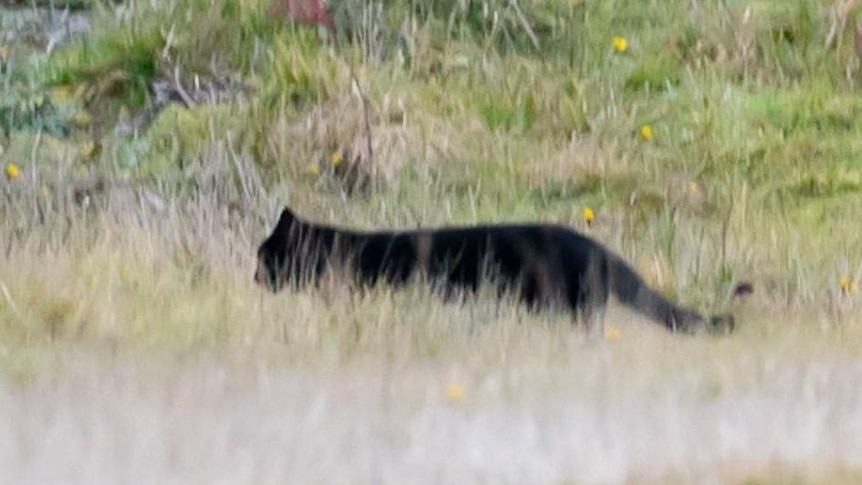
[2, 0, 862, 482]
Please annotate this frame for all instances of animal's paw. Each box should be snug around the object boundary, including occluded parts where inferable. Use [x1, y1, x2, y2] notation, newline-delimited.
[708, 314, 735, 335]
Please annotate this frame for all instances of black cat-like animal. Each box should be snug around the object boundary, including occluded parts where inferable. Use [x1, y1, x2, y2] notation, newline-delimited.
[255, 207, 734, 333]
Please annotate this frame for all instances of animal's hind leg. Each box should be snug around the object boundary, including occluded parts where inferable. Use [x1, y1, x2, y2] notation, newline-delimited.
[569, 260, 611, 336]
[564, 283, 608, 334]
[576, 294, 608, 337]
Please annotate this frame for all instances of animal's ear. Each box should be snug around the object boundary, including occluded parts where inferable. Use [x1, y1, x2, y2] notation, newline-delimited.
[278, 206, 297, 226]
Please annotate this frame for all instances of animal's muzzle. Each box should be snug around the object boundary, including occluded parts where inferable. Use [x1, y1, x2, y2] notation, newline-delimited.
[253, 266, 282, 293]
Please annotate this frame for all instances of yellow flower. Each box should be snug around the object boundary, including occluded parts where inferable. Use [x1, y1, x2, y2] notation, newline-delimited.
[640, 124, 653, 141]
[604, 325, 621, 341]
[5, 163, 20, 180]
[446, 382, 465, 403]
[307, 162, 320, 175]
[613, 36, 628, 53]
[839, 276, 857, 293]
[330, 151, 343, 167]
[583, 206, 595, 226]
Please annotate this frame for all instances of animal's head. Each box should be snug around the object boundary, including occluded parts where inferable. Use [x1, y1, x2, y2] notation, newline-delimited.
[254, 207, 300, 292]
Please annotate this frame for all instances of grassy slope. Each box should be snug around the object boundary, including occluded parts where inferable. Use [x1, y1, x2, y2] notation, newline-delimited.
[2, 0, 862, 483]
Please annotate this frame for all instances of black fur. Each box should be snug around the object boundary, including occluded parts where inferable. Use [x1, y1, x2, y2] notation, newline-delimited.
[255, 207, 734, 334]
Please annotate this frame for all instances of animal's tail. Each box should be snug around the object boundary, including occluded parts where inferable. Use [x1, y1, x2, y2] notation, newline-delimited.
[607, 256, 734, 334]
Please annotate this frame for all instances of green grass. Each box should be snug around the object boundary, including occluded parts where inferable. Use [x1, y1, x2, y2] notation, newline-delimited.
[2, 0, 862, 482]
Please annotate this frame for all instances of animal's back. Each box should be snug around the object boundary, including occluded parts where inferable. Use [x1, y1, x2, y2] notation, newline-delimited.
[402, 223, 605, 309]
